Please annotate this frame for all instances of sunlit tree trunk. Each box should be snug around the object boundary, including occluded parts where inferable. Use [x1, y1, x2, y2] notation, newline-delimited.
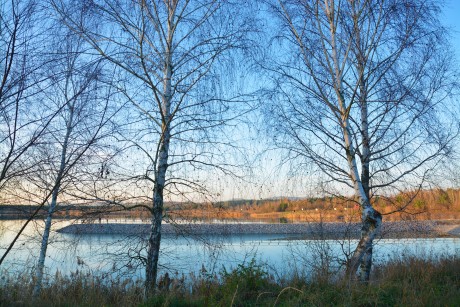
[352, 5, 378, 280]
[343, 123, 382, 281]
[320, 0, 382, 281]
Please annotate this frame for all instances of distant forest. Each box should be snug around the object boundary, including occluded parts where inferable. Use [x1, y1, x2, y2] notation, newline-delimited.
[3, 188, 459, 222]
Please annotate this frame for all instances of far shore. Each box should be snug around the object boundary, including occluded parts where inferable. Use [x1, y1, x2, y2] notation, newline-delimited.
[57, 220, 460, 239]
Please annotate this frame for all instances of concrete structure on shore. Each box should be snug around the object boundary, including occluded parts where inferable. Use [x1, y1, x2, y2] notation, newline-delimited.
[57, 220, 453, 239]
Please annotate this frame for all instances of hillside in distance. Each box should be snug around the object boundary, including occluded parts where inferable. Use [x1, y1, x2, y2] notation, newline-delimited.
[1, 188, 460, 223]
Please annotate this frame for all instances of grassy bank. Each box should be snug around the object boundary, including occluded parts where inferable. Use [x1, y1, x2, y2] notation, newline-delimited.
[1, 256, 459, 306]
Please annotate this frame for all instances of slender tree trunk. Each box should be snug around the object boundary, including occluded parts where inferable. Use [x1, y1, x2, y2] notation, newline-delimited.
[33, 185, 59, 296]
[145, 133, 169, 293]
[325, 1, 382, 281]
[357, 70, 378, 282]
[144, 8, 173, 293]
[145, 189, 163, 293]
[342, 118, 382, 281]
[33, 106, 73, 296]
[346, 205, 382, 281]
[144, 109, 171, 294]
[359, 81, 370, 201]
[353, 3, 371, 203]
[353, 6, 380, 278]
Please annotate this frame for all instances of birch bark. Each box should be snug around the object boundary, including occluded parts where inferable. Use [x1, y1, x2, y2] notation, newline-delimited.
[145, 3, 173, 293]
[33, 103, 74, 296]
[325, 0, 382, 281]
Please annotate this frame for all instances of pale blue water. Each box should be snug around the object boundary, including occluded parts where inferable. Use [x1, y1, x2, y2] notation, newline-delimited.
[1, 220, 459, 282]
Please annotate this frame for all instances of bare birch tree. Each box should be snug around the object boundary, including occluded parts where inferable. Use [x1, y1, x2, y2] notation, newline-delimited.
[0, 0, 69, 266]
[28, 29, 117, 296]
[51, 0, 254, 293]
[268, 0, 459, 281]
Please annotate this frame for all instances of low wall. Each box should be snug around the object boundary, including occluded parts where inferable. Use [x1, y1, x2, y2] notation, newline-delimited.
[57, 220, 442, 239]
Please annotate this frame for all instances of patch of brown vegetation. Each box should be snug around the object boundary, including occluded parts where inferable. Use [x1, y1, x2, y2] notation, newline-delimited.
[165, 188, 460, 223]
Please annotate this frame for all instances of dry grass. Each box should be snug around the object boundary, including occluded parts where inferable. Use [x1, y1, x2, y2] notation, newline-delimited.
[0, 270, 145, 307]
[1, 256, 459, 306]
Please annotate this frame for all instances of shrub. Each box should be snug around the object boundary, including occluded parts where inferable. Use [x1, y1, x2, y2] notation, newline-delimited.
[277, 202, 289, 212]
[279, 217, 289, 223]
[219, 258, 278, 305]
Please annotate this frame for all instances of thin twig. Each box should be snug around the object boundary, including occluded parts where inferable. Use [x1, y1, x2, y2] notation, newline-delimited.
[230, 284, 238, 306]
[273, 286, 303, 306]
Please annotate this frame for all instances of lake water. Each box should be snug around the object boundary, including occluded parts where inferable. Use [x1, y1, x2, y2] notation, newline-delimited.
[1, 219, 459, 283]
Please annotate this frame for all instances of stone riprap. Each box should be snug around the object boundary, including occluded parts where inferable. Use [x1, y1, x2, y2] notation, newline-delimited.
[57, 220, 450, 239]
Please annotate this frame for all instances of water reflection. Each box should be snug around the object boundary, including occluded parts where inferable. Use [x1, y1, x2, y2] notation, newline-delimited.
[1, 220, 459, 282]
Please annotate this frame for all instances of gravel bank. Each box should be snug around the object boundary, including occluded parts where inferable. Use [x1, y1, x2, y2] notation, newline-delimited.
[57, 220, 456, 239]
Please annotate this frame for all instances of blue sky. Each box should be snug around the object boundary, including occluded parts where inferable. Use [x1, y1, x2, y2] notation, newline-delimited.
[443, 0, 460, 58]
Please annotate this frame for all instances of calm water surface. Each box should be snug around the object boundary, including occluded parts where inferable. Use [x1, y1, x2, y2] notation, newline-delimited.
[1, 220, 459, 282]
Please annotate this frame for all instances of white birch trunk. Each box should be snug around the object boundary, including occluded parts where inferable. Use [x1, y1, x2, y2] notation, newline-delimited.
[33, 105, 74, 296]
[145, 130, 170, 292]
[342, 119, 382, 281]
[145, 6, 173, 293]
[145, 140, 169, 293]
[357, 59, 376, 282]
[325, 0, 382, 281]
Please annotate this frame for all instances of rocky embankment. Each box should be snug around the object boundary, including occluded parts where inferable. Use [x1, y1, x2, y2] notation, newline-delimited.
[57, 220, 460, 239]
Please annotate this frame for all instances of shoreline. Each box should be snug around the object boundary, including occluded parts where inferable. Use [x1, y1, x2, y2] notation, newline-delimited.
[57, 220, 460, 239]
